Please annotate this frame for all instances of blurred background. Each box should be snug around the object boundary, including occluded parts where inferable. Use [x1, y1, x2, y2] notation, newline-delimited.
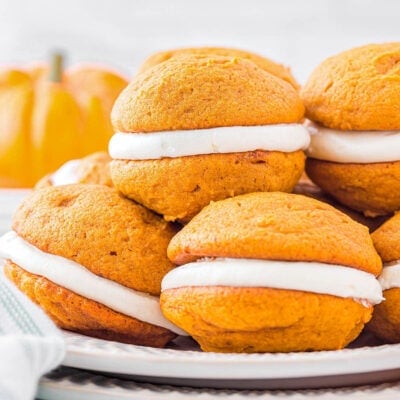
[1, 0, 400, 83]
[0, 0, 399, 193]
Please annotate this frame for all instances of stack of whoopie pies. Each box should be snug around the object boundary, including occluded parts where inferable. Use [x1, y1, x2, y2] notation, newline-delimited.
[2, 44, 400, 352]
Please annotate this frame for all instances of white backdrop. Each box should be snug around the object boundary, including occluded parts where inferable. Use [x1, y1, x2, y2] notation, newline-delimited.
[0, 0, 399, 83]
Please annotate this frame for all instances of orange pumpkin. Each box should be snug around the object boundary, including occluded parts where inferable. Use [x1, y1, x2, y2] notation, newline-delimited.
[0, 54, 128, 187]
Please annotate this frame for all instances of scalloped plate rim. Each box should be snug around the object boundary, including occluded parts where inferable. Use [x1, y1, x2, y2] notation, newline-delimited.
[37, 367, 400, 400]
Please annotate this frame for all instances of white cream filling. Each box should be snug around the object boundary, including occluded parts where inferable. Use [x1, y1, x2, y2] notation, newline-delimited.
[0, 231, 186, 335]
[161, 258, 383, 306]
[378, 260, 400, 291]
[108, 124, 310, 160]
[305, 122, 400, 163]
[50, 159, 81, 186]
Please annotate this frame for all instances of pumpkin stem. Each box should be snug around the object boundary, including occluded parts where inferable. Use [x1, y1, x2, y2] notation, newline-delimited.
[49, 52, 64, 83]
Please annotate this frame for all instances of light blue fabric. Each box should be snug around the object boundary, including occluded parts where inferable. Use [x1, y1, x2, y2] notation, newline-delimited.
[0, 267, 65, 400]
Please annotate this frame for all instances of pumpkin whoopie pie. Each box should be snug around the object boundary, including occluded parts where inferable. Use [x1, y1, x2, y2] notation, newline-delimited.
[35, 151, 113, 188]
[137, 46, 299, 89]
[368, 212, 400, 342]
[0, 184, 185, 346]
[160, 192, 383, 353]
[109, 55, 309, 222]
[302, 43, 400, 217]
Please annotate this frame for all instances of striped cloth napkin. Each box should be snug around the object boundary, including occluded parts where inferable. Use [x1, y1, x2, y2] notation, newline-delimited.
[0, 267, 65, 400]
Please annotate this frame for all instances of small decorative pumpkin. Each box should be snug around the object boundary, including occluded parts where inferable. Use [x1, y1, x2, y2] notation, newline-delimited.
[0, 54, 128, 187]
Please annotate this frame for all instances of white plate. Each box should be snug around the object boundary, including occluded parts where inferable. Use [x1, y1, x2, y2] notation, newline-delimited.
[62, 331, 400, 390]
[37, 366, 400, 400]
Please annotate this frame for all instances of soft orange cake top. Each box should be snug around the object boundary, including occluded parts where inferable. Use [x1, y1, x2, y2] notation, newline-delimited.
[112, 55, 304, 133]
[12, 184, 178, 295]
[301, 43, 400, 130]
[168, 191, 382, 275]
[137, 46, 299, 89]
